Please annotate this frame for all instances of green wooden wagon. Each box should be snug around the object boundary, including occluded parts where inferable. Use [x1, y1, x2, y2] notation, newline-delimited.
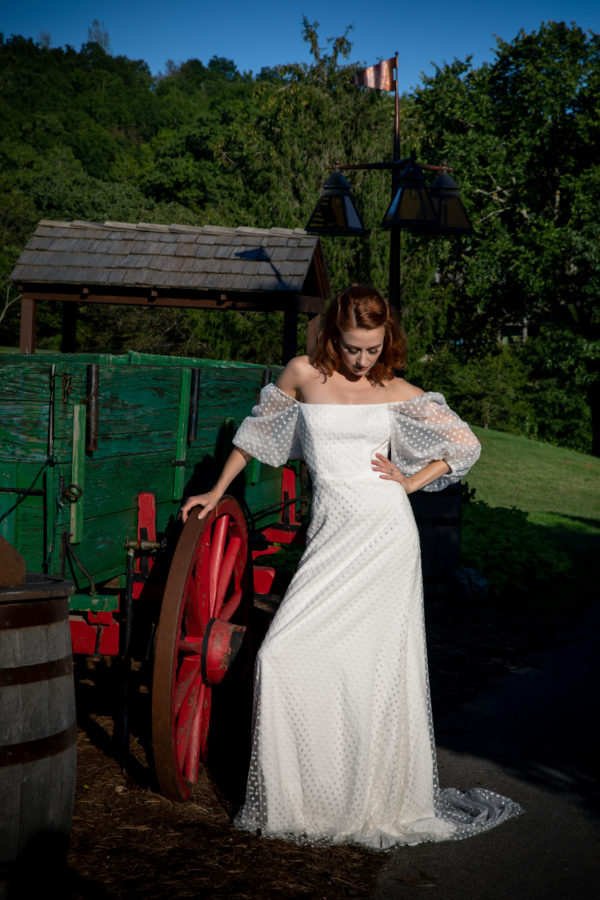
[0, 350, 308, 800]
[2, 219, 328, 800]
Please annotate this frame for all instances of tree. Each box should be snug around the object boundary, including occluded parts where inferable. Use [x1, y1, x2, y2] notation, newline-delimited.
[0, 274, 19, 328]
[414, 22, 600, 453]
[3, 20, 597, 459]
[196, 20, 425, 300]
[87, 19, 110, 53]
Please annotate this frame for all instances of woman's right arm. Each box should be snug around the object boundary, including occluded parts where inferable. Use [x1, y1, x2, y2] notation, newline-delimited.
[180, 447, 253, 522]
[182, 360, 306, 523]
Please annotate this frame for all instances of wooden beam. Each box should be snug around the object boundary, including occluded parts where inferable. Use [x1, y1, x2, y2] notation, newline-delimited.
[19, 296, 36, 354]
[297, 294, 325, 314]
[13, 283, 322, 312]
[13, 282, 328, 360]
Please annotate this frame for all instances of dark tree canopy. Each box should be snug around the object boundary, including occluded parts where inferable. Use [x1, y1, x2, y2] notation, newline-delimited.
[1, 22, 599, 452]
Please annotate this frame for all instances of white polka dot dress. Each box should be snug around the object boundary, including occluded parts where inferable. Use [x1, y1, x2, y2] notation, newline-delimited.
[232, 384, 522, 849]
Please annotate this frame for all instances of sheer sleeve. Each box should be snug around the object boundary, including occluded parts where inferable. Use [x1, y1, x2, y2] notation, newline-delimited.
[232, 383, 302, 467]
[390, 392, 481, 492]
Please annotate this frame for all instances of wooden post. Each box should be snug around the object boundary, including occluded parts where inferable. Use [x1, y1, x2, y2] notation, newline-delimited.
[61, 303, 78, 353]
[282, 302, 298, 365]
[19, 296, 36, 354]
[306, 313, 320, 356]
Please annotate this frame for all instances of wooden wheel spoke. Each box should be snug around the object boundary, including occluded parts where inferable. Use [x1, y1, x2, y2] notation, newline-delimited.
[181, 564, 197, 627]
[208, 514, 229, 616]
[173, 655, 202, 717]
[184, 684, 211, 782]
[186, 548, 210, 632]
[176, 636, 203, 654]
[218, 589, 243, 623]
[214, 535, 242, 614]
[174, 680, 200, 770]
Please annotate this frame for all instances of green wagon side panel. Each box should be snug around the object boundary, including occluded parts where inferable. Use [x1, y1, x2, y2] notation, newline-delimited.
[0, 398, 50, 461]
[1, 477, 46, 570]
[60, 508, 149, 588]
[0, 352, 290, 591]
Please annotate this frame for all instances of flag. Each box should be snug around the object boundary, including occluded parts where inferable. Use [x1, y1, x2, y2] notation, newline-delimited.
[353, 57, 396, 92]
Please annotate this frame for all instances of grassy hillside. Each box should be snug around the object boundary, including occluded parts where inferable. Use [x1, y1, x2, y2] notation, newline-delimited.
[468, 427, 600, 523]
[459, 428, 600, 603]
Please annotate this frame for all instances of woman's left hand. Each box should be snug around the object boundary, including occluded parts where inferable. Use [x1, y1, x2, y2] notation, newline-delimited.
[371, 453, 414, 493]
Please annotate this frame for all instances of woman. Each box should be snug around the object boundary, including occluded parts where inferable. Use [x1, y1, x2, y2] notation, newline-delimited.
[181, 285, 522, 848]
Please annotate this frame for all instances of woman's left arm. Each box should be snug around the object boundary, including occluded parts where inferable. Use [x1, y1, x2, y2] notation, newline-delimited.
[387, 393, 480, 492]
[372, 454, 450, 493]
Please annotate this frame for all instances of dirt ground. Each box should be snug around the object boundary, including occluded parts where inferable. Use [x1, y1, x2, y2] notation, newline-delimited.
[43, 595, 567, 899]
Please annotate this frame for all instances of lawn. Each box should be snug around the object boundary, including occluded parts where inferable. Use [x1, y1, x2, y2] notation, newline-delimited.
[468, 427, 600, 524]
[459, 428, 600, 603]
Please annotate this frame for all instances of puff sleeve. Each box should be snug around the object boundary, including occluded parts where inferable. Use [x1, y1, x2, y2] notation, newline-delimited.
[232, 383, 302, 467]
[390, 392, 481, 492]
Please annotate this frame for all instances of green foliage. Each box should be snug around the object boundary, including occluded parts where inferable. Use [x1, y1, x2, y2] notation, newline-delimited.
[410, 343, 534, 435]
[32, 302, 296, 367]
[1, 22, 600, 455]
[522, 326, 595, 452]
[87, 20, 111, 53]
[190, 310, 294, 365]
[413, 22, 600, 452]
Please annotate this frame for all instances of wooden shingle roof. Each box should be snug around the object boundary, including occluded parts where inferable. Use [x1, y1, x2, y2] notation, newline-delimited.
[11, 220, 326, 295]
[12, 220, 329, 357]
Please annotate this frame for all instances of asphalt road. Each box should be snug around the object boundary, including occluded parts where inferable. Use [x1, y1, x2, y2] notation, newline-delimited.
[375, 599, 600, 899]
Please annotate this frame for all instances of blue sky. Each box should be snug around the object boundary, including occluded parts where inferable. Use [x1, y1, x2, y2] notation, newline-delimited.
[2, 1, 599, 93]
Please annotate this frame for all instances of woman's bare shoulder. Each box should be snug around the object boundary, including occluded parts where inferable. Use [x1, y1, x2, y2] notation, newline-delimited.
[385, 377, 425, 402]
[276, 355, 320, 398]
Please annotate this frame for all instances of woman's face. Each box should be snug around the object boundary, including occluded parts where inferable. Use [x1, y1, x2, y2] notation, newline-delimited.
[338, 326, 386, 378]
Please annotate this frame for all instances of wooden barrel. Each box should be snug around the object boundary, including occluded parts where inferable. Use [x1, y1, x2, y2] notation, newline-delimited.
[0, 575, 76, 897]
[409, 483, 462, 600]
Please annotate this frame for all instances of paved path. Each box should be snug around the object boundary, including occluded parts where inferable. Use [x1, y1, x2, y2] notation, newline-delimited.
[374, 600, 600, 899]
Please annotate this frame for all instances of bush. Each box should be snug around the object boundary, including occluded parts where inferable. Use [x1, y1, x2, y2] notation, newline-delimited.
[409, 344, 534, 435]
[522, 327, 594, 454]
[408, 336, 594, 454]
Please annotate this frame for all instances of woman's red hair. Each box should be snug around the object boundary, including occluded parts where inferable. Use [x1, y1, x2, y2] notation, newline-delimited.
[312, 285, 407, 384]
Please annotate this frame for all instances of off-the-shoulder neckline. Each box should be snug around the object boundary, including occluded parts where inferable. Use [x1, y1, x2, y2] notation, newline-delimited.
[268, 382, 433, 407]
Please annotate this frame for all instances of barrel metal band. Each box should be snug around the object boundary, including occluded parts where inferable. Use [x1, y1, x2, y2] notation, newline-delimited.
[0, 654, 73, 687]
[0, 597, 67, 630]
[0, 724, 77, 768]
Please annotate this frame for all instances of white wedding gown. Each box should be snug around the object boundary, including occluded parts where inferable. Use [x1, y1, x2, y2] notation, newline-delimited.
[232, 384, 522, 848]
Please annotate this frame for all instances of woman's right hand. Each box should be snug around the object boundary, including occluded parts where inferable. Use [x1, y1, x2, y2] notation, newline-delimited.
[180, 492, 218, 522]
[179, 447, 251, 524]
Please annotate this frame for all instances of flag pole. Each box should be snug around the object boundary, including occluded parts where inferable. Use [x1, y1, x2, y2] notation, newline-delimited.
[389, 51, 402, 315]
[393, 51, 400, 164]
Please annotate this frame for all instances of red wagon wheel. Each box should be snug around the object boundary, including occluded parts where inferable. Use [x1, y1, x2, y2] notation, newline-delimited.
[152, 496, 250, 801]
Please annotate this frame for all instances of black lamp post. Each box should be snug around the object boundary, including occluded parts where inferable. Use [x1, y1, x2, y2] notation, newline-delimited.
[305, 54, 472, 313]
[306, 56, 471, 597]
